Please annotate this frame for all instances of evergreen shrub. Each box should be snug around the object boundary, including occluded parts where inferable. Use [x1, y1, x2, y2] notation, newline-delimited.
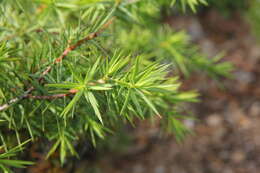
[0, 0, 236, 172]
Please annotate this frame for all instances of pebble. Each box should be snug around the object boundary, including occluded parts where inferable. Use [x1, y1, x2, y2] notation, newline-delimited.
[132, 164, 144, 173]
[188, 18, 204, 41]
[249, 102, 260, 117]
[184, 119, 195, 129]
[206, 114, 223, 127]
[155, 165, 165, 173]
[231, 151, 246, 163]
[234, 71, 255, 84]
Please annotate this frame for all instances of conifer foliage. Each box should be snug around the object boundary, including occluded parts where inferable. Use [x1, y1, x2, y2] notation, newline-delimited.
[0, 0, 233, 171]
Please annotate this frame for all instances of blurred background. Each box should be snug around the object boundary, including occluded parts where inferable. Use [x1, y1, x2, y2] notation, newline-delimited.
[24, 0, 260, 172]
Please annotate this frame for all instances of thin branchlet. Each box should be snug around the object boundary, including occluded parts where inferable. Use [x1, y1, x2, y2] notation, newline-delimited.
[26, 93, 72, 100]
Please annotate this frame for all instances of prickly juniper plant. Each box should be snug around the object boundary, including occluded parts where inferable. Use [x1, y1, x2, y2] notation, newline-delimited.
[0, 0, 233, 172]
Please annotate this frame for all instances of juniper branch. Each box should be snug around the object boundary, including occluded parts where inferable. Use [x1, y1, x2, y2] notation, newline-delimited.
[0, 18, 114, 112]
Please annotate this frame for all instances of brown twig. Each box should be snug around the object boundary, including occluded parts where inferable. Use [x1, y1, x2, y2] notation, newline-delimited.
[26, 93, 72, 100]
[0, 18, 114, 112]
[26, 88, 79, 100]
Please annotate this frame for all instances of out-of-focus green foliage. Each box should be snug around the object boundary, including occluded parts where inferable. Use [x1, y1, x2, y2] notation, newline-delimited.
[248, 0, 260, 37]
[0, 0, 233, 171]
[173, 0, 208, 12]
[0, 140, 33, 173]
